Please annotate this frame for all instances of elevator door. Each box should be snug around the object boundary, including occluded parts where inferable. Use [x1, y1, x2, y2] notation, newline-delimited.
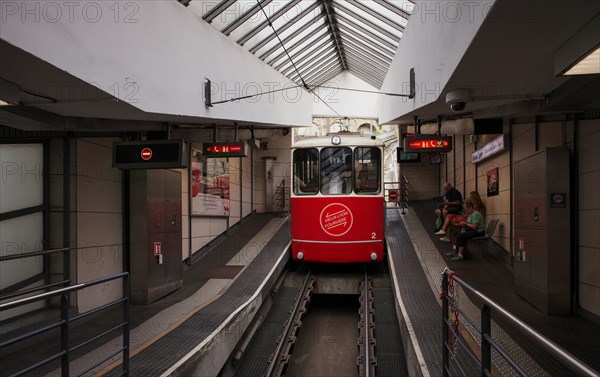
[513, 148, 570, 315]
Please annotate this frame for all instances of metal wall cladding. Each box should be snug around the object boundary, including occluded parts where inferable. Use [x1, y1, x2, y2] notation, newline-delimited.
[514, 148, 571, 315]
[130, 169, 183, 305]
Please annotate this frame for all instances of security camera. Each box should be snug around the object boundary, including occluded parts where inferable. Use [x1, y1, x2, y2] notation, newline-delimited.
[450, 102, 466, 112]
[445, 89, 470, 112]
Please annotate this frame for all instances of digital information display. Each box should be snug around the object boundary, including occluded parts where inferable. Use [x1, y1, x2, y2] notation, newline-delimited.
[203, 142, 248, 158]
[113, 140, 188, 169]
[403, 136, 453, 153]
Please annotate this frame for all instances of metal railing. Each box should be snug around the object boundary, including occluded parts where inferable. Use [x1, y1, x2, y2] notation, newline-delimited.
[440, 268, 598, 377]
[0, 272, 130, 377]
[273, 179, 290, 212]
[399, 175, 409, 213]
[384, 175, 409, 214]
[0, 247, 71, 301]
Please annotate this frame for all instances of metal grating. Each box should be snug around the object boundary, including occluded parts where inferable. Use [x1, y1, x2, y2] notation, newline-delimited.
[185, 0, 415, 89]
[233, 287, 299, 377]
[372, 286, 409, 377]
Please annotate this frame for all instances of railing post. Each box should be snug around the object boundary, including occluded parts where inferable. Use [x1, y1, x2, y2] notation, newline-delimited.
[400, 175, 409, 215]
[123, 274, 130, 376]
[60, 293, 70, 377]
[280, 181, 285, 211]
[400, 189, 406, 214]
[481, 304, 491, 376]
[442, 270, 449, 377]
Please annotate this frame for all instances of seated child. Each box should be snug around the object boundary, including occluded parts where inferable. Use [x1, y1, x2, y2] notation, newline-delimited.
[434, 209, 443, 233]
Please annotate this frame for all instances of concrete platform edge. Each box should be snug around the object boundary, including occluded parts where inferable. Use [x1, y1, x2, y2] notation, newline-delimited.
[386, 236, 429, 377]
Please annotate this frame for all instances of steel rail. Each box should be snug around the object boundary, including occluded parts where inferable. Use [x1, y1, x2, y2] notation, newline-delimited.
[265, 270, 314, 377]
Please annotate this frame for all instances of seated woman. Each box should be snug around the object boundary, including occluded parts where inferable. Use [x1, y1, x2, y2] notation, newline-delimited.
[451, 201, 485, 261]
[436, 191, 484, 241]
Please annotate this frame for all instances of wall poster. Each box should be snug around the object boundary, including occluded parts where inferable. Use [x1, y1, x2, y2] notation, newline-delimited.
[487, 167, 499, 197]
[191, 145, 230, 216]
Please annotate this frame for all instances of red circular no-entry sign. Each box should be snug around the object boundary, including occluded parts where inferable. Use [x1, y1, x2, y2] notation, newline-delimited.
[389, 190, 398, 201]
[141, 147, 153, 161]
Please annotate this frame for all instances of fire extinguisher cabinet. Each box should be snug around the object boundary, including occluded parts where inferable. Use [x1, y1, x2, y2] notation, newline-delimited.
[129, 169, 183, 305]
[513, 148, 571, 315]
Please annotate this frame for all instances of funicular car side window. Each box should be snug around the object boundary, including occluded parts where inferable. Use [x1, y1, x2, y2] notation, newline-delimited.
[354, 147, 381, 194]
[321, 147, 353, 195]
[293, 148, 319, 195]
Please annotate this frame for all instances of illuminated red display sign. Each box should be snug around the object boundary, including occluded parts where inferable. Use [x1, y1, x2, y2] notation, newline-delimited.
[203, 142, 248, 158]
[113, 140, 187, 169]
[403, 136, 453, 153]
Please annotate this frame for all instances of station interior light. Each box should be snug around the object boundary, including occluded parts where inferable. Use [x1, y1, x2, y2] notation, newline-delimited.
[563, 46, 600, 75]
[555, 14, 600, 76]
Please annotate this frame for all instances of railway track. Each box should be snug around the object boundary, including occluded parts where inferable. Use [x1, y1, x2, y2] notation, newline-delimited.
[226, 262, 408, 377]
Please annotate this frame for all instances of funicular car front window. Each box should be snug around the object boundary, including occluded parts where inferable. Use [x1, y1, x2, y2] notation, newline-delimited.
[321, 147, 353, 195]
[354, 147, 381, 194]
[293, 148, 319, 195]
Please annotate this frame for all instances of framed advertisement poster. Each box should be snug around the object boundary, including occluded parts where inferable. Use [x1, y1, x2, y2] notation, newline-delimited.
[191, 145, 230, 216]
[487, 167, 499, 197]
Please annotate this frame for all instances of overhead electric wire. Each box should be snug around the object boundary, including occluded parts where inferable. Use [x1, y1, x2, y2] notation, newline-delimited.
[256, 0, 307, 91]
[311, 84, 411, 97]
[209, 83, 411, 105]
[209, 84, 305, 105]
[255, 0, 342, 118]
[206, 1, 412, 108]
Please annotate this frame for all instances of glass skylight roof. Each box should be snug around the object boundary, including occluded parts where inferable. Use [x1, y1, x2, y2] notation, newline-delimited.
[186, 0, 414, 89]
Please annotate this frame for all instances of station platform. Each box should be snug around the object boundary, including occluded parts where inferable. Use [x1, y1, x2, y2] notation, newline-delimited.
[1, 206, 599, 376]
[0, 213, 291, 377]
[388, 200, 600, 376]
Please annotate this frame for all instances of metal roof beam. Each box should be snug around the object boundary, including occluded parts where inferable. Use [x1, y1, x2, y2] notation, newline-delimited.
[202, 0, 237, 23]
[372, 0, 411, 20]
[335, 2, 400, 42]
[342, 47, 388, 73]
[341, 33, 393, 63]
[342, 46, 391, 75]
[338, 23, 396, 56]
[309, 67, 346, 87]
[237, 0, 303, 45]
[345, 0, 405, 33]
[344, 68, 382, 88]
[337, 13, 397, 51]
[266, 27, 325, 66]
[303, 61, 343, 85]
[257, 14, 324, 61]
[251, 1, 321, 55]
[280, 43, 334, 77]
[344, 53, 388, 77]
[277, 38, 333, 73]
[307, 68, 344, 87]
[348, 63, 385, 81]
[346, 68, 386, 88]
[346, 62, 385, 85]
[289, 53, 340, 83]
[290, 49, 337, 76]
[302, 59, 341, 83]
[321, 0, 347, 70]
[345, 57, 387, 78]
[222, 0, 274, 36]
